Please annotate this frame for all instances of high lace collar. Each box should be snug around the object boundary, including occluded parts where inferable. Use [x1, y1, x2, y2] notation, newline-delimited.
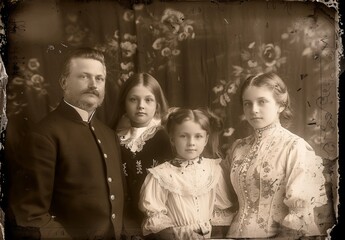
[117, 116, 162, 153]
[253, 122, 281, 139]
[170, 156, 202, 168]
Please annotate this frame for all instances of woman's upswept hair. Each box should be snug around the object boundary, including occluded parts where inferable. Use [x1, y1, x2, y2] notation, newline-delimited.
[163, 107, 223, 158]
[240, 72, 293, 124]
[118, 72, 169, 119]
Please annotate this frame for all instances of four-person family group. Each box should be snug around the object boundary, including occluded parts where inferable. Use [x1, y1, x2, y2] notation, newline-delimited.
[4, 48, 328, 240]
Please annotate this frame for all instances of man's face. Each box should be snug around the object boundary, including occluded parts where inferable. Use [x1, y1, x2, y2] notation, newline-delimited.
[61, 58, 106, 113]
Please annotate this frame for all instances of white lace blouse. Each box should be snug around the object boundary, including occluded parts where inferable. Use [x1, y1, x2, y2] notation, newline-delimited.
[225, 123, 327, 238]
[139, 158, 233, 240]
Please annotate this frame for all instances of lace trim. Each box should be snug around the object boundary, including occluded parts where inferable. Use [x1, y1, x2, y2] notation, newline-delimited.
[148, 159, 222, 196]
[119, 124, 162, 153]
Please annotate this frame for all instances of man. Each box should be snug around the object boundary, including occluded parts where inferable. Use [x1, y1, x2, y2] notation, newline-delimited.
[6, 48, 124, 239]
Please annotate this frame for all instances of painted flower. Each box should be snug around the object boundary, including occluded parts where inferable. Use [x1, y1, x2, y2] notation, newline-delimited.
[31, 74, 44, 84]
[232, 66, 243, 76]
[120, 62, 134, 71]
[172, 49, 181, 56]
[28, 58, 40, 71]
[247, 60, 258, 68]
[219, 94, 227, 107]
[114, 30, 119, 39]
[171, 23, 180, 34]
[7, 92, 16, 100]
[310, 134, 324, 145]
[240, 50, 251, 61]
[120, 73, 130, 82]
[152, 29, 160, 36]
[183, 25, 194, 34]
[223, 127, 235, 137]
[219, 93, 231, 107]
[213, 85, 224, 94]
[161, 8, 184, 24]
[161, 47, 172, 57]
[281, 33, 289, 40]
[152, 38, 165, 50]
[12, 77, 24, 85]
[248, 41, 255, 49]
[121, 41, 137, 57]
[227, 83, 237, 94]
[123, 10, 134, 22]
[124, 33, 136, 42]
[178, 32, 188, 41]
[108, 39, 119, 49]
[259, 43, 281, 67]
[133, 4, 144, 11]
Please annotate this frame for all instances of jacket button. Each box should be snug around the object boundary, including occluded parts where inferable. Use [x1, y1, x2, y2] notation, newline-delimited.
[104, 153, 108, 159]
[110, 195, 115, 200]
[108, 177, 112, 182]
[91, 126, 95, 131]
[97, 139, 101, 144]
[111, 213, 116, 219]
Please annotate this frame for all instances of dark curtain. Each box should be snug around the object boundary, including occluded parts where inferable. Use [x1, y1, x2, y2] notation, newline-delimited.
[1, 0, 339, 235]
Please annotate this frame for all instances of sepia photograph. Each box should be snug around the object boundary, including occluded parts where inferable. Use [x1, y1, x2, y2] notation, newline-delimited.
[0, 0, 341, 239]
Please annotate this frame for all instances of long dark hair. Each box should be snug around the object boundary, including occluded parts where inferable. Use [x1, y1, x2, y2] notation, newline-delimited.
[118, 73, 169, 120]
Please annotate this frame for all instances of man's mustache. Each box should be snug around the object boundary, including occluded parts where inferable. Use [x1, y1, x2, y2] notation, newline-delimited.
[83, 89, 100, 97]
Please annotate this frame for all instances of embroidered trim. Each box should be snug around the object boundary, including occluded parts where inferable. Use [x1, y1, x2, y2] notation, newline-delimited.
[122, 163, 128, 176]
[136, 160, 143, 174]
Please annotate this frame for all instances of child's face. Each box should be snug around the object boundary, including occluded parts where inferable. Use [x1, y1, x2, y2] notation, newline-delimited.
[125, 84, 157, 127]
[171, 120, 209, 160]
[242, 86, 283, 129]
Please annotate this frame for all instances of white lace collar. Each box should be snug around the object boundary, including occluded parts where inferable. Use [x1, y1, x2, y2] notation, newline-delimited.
[117, 116, 162, 153]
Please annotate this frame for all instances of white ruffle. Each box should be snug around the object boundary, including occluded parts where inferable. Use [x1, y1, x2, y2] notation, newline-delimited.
[142, 210, 175, 235]
[117, 117, 162, 153]
[147, 158, 222, 196]
[281, 208, 321, 236]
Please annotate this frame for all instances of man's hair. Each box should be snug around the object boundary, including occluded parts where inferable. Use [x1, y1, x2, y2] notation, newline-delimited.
[60, 48, 106, 81]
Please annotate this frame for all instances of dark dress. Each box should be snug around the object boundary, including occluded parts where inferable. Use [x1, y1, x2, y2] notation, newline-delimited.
[117, 122, 173, 239]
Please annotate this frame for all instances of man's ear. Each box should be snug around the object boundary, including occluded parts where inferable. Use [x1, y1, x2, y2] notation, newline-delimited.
[60, 77, 67, 90]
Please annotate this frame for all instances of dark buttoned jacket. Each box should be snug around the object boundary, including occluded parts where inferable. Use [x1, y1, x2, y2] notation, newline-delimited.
[7, 101, 124, 239]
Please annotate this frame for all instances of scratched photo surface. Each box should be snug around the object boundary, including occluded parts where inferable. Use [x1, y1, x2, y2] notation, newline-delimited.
[0, 0, 341, 239]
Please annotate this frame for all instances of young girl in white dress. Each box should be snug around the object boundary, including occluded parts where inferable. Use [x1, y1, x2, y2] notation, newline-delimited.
[116, 73, 173, 239]
[225, 72, 328, 238]
[139, 108, 232, 240]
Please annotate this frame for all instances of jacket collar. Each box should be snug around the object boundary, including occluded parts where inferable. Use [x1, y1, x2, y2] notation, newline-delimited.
[56, 100, 96, 123]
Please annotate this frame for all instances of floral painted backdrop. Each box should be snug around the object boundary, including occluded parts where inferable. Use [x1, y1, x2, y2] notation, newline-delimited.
[1, 0, 340, 236]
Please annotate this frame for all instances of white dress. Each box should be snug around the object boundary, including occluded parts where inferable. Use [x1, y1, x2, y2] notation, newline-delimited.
[139, 157, 232, 240]
[225, 123, 328, 238]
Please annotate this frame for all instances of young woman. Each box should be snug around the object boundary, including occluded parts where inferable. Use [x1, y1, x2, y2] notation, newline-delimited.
[225, 72, 327, 238]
